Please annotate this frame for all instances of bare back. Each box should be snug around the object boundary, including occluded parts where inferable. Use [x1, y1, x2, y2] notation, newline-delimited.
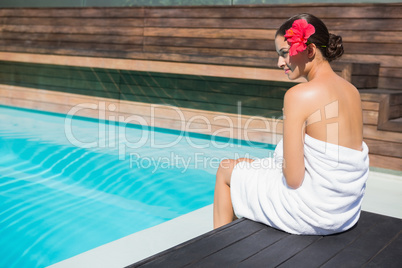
[304, 72, 363, 151]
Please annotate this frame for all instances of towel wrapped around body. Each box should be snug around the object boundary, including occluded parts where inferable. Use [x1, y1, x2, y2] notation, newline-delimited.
[230, 134, 369, 235]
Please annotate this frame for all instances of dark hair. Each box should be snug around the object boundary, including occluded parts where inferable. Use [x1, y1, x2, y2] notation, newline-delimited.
[275, 13, 344, 62]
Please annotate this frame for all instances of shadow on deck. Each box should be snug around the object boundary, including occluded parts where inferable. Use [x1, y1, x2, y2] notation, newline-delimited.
[129, 211, 401, 267]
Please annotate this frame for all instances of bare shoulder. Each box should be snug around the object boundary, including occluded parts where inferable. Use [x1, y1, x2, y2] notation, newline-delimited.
[285, 81, 322, 99]
[284, 82, 321, 114]
[346, 80, 360, 98]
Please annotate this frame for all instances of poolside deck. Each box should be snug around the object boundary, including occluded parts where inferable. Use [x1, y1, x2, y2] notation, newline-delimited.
[129, 211, 401, 267]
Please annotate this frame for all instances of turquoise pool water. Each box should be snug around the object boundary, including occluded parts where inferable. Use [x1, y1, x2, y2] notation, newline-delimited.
[0, 105, 275, 267]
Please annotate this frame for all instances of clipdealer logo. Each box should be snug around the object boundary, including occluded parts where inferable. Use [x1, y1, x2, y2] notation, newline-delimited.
[64, 101, 282, 160]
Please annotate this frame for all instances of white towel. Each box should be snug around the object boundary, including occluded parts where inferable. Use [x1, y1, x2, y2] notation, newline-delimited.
[230, 134, 369, 235]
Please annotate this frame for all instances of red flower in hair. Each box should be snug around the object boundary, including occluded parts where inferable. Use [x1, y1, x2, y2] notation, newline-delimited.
[284, 19, 315, 56]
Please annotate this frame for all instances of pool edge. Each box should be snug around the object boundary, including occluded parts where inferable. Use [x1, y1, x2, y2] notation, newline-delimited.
[47, 205, 213, 268]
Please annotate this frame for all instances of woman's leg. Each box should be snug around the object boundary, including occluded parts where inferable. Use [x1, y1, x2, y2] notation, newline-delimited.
[213, 158, 254, 229]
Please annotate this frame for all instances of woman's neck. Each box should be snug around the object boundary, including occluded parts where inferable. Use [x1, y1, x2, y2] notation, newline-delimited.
[306, 59, 332, 82]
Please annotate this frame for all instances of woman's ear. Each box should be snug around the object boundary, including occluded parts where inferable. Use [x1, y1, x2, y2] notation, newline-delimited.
[307, 43, 316, 59]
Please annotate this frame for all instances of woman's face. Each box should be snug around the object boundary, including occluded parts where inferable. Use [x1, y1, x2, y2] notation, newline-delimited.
[274, 35, 307, 80]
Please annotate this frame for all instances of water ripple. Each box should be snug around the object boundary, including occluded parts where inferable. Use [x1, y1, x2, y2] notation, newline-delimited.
[0, 105, 272, 267]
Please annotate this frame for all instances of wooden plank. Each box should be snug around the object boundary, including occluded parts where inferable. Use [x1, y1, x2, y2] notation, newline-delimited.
[365, 231, 402, 267]
[389, 93, 402, 105]
[389, 104, 401, 119]
[363, 125, 402, 143]
[369, 154, 402, 171]
[146, 6, 285, 19]
[0, 44, 274, 68]
[351, 76, 378, 89]
[149, 52, 272, 68]
[143, 36, 273, 50]
[363, 110, 378, 125]
[103, 7, 146, 18]
[323, 18, 402, 31]
[126, 52, 277, 69]
[0, 40, 143, 52]
[2, 17, 144, 27]
[0, 97, 67, 115]
[144, 17, 401, 31]
[341, 42, 401, 56]
[0, 8, 94, 18]
[144, 18, 286, 29]
[0, 7, 145, 18]
[337, 30, 402, 43]
[364, 138, 402, 158]
[0, 45, 144, 60]
[277, 211, 388, 268]
[143, 45, 271, 60]
[130, 219, 267, 267]
[190, 228, 288, 266]
[378, 77, 402, 91]
[144, 27, 275, 39]
[329, 62, 380, 77]
[0, 32, 143, 45]
[377, 94, 391, 127]
[359, 92, 387, 102]
[380, 67, 402, 79]
[145, 5, 402, 19]
[238, 235, 321, 267]
[378, 121, 402, 134]
[320, 215, 402, 267]
[350, 63, 380, 76]
[361, 101, 380, 111]
[341, 55, 402, 69]
[1, 25, 143, 36]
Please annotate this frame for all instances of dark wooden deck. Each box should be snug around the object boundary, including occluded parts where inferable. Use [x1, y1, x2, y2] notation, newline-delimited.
[129, 211, 401, 267]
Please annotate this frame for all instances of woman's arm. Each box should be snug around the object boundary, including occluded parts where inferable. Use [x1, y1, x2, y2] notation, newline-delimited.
[282, 85, 311, 189]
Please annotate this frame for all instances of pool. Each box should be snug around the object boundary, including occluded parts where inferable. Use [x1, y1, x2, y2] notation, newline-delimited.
[0, 105, 275, 267]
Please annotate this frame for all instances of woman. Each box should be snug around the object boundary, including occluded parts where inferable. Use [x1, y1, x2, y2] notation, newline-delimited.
[213, 13, 369, 235]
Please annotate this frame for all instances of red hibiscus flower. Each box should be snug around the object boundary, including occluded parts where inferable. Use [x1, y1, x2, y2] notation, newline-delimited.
[284, 19, 315, 56]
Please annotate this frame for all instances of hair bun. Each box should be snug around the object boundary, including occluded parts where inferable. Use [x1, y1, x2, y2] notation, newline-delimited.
[326, 33, 344, 61]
